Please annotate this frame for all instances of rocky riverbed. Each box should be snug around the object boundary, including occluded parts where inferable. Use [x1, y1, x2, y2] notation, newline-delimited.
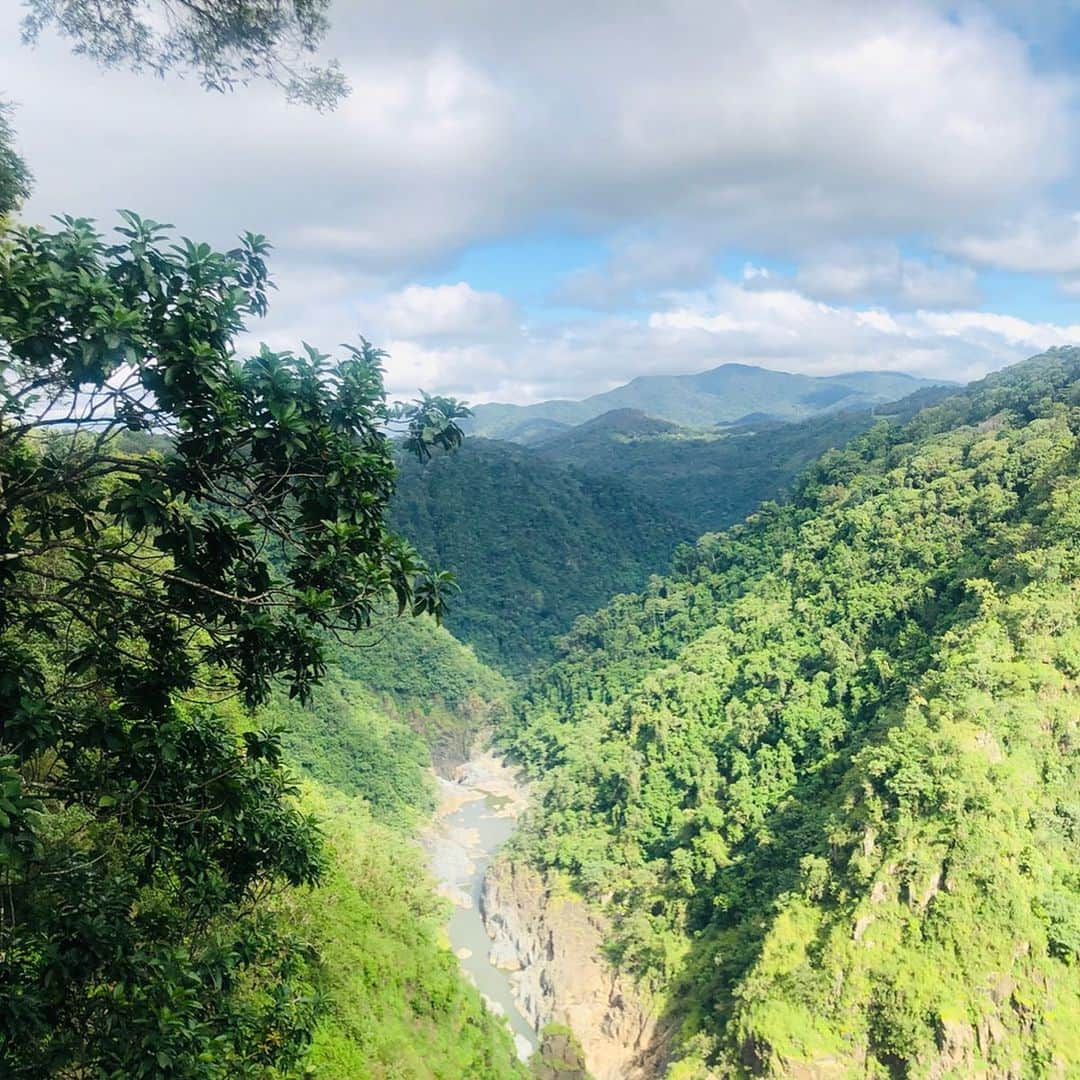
[481, 857, 667, 1080]
[424, 749, 667, 1077]
[422, 751, 535, 1061]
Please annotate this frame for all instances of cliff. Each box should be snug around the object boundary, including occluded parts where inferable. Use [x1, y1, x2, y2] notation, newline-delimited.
[481, 856, 668, 1080]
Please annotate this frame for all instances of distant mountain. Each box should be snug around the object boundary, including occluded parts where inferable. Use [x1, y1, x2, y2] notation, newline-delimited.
[466, 363, 951, 442]
[535, 386, 951, 535]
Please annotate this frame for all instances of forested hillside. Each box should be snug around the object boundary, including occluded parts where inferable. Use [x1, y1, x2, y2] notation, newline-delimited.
[534, 390, 948, 535]
[391, 438, 688, 672]
[267, 626, 527, 1079]
[266, 613, 511, 819]
[0, 207, 525, 1078]
[392, 389, 948, 669]
[503, 348, 1080, 1077]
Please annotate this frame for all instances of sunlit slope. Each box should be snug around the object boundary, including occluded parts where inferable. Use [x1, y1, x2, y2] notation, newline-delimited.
[281, 783, 528, 1079]
[268, 617, 526, 1077]
[505, 348, 1080, 1077]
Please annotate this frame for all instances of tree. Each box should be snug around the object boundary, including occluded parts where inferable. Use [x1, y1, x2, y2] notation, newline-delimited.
[0, 103, 31, 219]
[0, 211, 470, 1075]
[21, 0, 348, 109]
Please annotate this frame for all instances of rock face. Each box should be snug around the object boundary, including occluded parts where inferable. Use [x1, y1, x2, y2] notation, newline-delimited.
[532, 1025, 590, 1080]
[481, 856, 666, 1080]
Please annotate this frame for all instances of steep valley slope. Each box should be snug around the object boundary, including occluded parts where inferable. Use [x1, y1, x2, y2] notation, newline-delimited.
[390, 386, 947, 674]
[497, 348, 1080, 1078]
[267, 616, 529, 1078]
[258, 350, 1080, 1079]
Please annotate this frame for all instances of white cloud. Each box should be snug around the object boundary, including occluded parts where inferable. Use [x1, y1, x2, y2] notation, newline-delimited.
[647, 282, 1080, 383]
[944, 212, 1080, 273]
[555, 232, 715, 308]
[5, 2, 1080, 404]
[791, 248, 979, 308]
[362, 283, 520, 342]
[326, 278, 1080, 403]
[5, 1, 1073, 273]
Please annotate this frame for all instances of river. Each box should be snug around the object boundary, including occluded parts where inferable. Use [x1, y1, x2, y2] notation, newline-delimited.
[423, 752, 536, 1061]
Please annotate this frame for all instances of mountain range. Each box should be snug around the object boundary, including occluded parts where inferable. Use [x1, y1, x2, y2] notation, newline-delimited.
[466, 362, 952, 443]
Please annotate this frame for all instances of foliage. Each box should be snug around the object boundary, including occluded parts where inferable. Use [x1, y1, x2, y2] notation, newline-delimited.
[0, 212, 468, 704]
[530, 1024, 591, 1080]
[0, 213, 467, 1074]
[279, 782, 528, 1080]
[324, 611, 512, 766]
[0, 103, 32, 219]
[391, 391, 948, 673]
[266, 613, 512, 824]
[504, 348, 1080, 1076]
[391, 437, 686, 673]
[21, 0, 347, 108]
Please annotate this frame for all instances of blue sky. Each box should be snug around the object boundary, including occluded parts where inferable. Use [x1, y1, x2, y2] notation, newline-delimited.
[4, 1, 1080, 403]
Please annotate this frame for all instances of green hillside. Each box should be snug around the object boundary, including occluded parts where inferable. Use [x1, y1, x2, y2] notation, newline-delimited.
[266, 627, 526, 1080]
[390, 438, 689, 673]
[266, 613, 512, 808]
[468, 363, 950, 442]
[534, 391, 947, 534]
[391, 390, 950, 677]
[503, 348, 1080, 1077]
[281, 782, 527, 1079]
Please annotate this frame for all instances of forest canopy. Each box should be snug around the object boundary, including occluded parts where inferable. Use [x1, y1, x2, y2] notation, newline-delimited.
[504, 348, 1080, 1077]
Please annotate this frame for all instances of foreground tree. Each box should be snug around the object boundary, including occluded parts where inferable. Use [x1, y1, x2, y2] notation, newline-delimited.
[0, 212, 468, 1075]
[0, 103, 31, 219]
[21, 0, 347, 108]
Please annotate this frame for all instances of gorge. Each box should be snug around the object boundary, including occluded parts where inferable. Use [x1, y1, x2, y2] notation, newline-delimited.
[411, 348, 1080, 1077]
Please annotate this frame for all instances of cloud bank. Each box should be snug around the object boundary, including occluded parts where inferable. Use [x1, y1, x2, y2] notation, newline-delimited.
[3, 0, 1079, 402]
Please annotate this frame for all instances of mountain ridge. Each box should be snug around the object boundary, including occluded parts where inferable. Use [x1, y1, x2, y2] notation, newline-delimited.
[467, 362, 953, 443]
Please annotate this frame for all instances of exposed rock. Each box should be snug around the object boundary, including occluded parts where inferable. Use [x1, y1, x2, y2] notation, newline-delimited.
[987, 973, 1014, 1007]
[973, 729, 1004, 762]
[489, 936, 523, 971]
[740, 1034, 769, 1073]
[918, 868, 943, 912]
[481, 856, 665, 1080]
[852, 913, 874, 941]
[928, 1017, 976, 1080]
[452, 751, 531, 812]
[782, 1058, 850, 1079]
[861, 827, 877, 860]
[532, 1025, 591, 1080]
[976, 1012, 1006, 1054]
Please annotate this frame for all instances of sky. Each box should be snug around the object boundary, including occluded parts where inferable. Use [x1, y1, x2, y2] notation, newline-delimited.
[4, 0, 1080, 404]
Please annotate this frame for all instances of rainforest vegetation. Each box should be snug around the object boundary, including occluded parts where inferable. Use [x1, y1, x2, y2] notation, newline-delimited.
[0, 194, 523, 1076]
[391, 439, 687, 672]
[389, 396, 960, 673]
[503, 348, 1080, 1076]
[4, 7, 1080, 1078]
